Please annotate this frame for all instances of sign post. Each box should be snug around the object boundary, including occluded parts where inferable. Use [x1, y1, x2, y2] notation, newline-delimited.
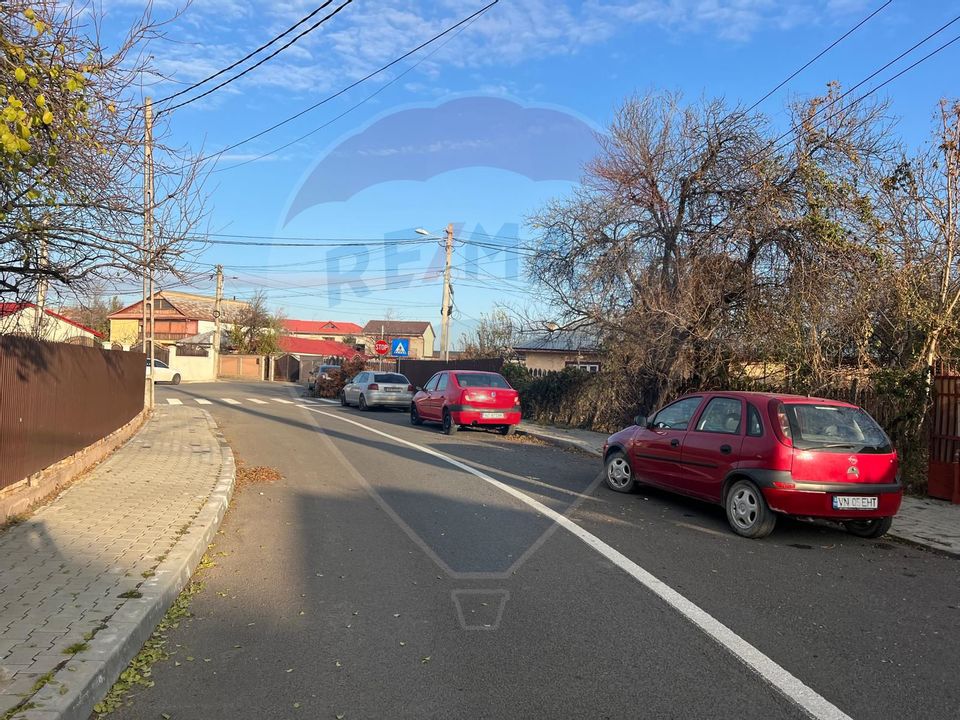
[374, 339, 390, 371]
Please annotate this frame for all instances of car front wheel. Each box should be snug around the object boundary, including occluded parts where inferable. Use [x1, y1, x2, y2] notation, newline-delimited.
[725, 480, 776, 538]
[340, 391, 347, 406]
[172, 374, 181, 385]
[604, 451, 636, 493]
[843, 517, 893, 539]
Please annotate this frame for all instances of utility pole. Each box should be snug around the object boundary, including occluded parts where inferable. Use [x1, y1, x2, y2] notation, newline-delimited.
[213, 264, 223, 375]
[34, 224, 47, 338]
[439, 223, 454, 362]
[143, 97, 155, 408]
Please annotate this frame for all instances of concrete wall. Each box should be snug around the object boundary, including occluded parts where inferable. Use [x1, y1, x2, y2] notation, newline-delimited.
[169, 347, 216, 382]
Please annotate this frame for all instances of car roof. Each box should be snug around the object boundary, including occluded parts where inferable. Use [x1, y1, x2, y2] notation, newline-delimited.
[683, 390, 859, 409]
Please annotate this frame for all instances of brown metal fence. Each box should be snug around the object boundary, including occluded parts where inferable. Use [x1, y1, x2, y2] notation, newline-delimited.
[0, 337, 145, 491]
[397, 358, 504, 390]
[930, 368, 960, 503]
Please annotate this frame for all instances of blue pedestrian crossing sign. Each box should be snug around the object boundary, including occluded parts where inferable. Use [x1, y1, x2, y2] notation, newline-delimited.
[390, 338, 410, 357]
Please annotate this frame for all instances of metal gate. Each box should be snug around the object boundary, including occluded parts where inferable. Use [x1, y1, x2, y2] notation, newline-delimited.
[930, 367, 960, 503]
[274, 354, 300, 382]
[131, 341, 170, 365]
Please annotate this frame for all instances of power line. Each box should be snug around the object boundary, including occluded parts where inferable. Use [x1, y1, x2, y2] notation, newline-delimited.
[205, 1, 499, 159]
[214, 9, 480, 173]
[761, 29, 960, 164]
[155, 1, 337, 105]
[752, 14, 960, 167]
[157, 0, 354, 117]
[744, 0, 894, 116]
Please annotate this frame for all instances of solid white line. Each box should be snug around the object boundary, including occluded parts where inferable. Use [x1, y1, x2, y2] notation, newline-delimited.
[222, 398, 241, 405]
[165, 398, 183, 405]
[195, 399, 212, 405]
[246, 398, 268, 405]
[273, 399, 294, 404]
[313, 397, 338, 404]
[302, 406, 851, 720]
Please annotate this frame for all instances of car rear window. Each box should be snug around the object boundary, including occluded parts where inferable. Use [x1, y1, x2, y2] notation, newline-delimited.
[783, 404, 891, 452]
[374, 374, 408, 383]
[455, 373, 511, 388]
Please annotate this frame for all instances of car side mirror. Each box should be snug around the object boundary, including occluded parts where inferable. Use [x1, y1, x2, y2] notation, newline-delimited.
[634, 415, 647, 428]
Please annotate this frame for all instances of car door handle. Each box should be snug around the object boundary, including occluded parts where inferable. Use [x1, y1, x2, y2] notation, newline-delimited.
[720, 444, 732, 454]
[670, 439, 680, 447]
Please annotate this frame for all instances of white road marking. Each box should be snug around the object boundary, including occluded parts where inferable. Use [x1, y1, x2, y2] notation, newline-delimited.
[195, 399, 212, 405]
[301, 406, 851, 720]
[165, 398, 183, 405]
[222, 399, 241, 405]
[313, 397, 338, 404]
[273, 399, 294, 404]
[246, 398, 268, 405]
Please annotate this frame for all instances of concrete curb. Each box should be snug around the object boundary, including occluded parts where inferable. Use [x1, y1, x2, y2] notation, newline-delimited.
[515, 426, 603, 458]
[21, 411, 235, 720]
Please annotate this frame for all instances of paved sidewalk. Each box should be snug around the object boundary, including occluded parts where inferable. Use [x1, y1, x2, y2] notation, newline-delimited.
[0, 406, 234, 719]
[517, 421, 960, 556]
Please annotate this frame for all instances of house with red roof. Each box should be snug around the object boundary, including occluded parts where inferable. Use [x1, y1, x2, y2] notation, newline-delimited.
[281, 319, 363, 342]
[278, 336, 365, 358]
[0, 303, 105, 345]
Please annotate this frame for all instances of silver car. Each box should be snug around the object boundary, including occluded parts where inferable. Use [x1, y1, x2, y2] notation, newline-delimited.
[341, 372, 414, 410]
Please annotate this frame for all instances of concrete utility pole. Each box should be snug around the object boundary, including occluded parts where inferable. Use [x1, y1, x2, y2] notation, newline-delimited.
[213, 264, 223, 374]
[439, 223, 454, 362]
[143, 97, 155, 408]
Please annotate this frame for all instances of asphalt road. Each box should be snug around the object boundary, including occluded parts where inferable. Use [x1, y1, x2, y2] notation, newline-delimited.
[111, 380, 960, 720]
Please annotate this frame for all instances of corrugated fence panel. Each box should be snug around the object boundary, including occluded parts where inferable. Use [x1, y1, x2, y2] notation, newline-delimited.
[0, 337, 145, 491]
[397, 358, 505, 390]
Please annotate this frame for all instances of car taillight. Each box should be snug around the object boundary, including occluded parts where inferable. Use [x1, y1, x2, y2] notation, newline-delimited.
[772, 401, 793, 447]
[368, 383, 379, 390]
[513, 395, 520, 406]
[407, 384, 415, 392]
[463, 391, 477, 403]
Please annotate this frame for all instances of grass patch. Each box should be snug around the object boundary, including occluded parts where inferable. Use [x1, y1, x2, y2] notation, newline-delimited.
[118, 590, 142, 599]
[141, 570, 155, 578]
[63, 642, 89, 655]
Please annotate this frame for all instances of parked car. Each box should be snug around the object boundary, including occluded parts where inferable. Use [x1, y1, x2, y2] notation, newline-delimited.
[146, 358, 181, 385]
[603, 391, 902, 539]
[308, 364, 341, 391]
[411, 370, 521, 435]
[341, 371, 414, 410]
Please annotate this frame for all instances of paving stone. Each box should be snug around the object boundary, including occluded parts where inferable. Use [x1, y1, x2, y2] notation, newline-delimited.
[0, 407, 226, 712]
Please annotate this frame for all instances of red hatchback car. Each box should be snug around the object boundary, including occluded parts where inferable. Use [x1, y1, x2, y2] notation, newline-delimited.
[411, 370, 521, 435]
[603, 391, 902, 539]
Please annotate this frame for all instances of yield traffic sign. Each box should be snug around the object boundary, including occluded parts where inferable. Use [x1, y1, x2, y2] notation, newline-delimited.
[390, 338, 409, 357]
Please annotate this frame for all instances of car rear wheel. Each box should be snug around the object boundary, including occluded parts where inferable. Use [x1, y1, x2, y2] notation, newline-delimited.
[442, 409, 458, 435]
[499, 424, 515, 436]
[604, 451, 636, 493]
[843, 517, 893, 539]
[358, 395, 369, 411]
[410, 404, 423, 426]
[725, 480, 776, 538]
[172, 374, 181, 385]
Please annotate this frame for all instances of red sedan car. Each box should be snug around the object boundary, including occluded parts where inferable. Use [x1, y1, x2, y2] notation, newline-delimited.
[411, 370, 521, 435]
[603, 391, 902, 539]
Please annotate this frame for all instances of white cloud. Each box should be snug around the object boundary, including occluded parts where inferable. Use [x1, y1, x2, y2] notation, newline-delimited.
[130, 0, 865, 99]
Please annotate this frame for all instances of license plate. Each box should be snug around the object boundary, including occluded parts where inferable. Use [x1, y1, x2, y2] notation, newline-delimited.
[482, 412, 505, 419]
[832, 496, 878, 510]
[384, 387, 401, 392]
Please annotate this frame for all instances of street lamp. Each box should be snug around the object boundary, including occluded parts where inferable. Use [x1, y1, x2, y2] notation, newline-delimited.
[415, 228, 434, 237]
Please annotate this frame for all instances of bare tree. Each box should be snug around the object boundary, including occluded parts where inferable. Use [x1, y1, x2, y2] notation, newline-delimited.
[458, 309, 515, 358]
[228, 291, 285, 355]
[0, 1, 208, 305]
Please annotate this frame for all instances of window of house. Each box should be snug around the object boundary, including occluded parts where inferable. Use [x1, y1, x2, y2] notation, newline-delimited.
[565, 361, 600, 373]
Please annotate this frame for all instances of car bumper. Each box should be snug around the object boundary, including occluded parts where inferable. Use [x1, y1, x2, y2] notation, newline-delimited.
[365, 391, 414, 407]
[450, 408, 522, 426]
[762, 482, 903, 519]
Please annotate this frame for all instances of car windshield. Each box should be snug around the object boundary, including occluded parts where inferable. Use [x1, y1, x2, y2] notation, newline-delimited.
[783, 404, 891, 452]
[374, 374, 408, 383]
[455, 373, 510, 388]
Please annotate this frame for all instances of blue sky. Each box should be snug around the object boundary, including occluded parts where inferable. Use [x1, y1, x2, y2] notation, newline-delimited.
[101, 0, 960, 345]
